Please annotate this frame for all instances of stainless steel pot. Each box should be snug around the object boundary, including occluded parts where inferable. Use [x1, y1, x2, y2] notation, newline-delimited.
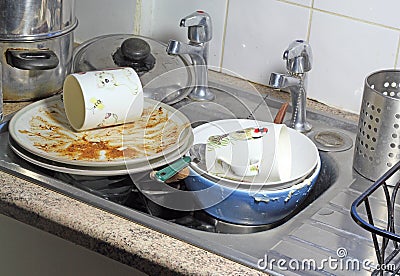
[0, 0, 77, 41]
[2, 30, 75, 101]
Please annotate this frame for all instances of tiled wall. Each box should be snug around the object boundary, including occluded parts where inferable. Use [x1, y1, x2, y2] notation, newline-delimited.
[74, 0, 138, 39]
[75, 0, 400, 114]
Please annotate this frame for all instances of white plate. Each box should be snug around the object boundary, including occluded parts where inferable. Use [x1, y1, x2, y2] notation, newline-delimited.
[9, 95, 193, 167]
[190, 119, 319, 187]
[9, 133, 194, 176]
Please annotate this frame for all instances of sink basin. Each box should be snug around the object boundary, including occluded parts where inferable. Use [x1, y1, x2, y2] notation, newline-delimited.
[172, 81, 275, 124]
[0, 79, 381, 275]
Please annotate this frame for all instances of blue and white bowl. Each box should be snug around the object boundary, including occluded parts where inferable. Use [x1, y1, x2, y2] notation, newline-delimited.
[184, 119, 320, 225]
[184, 156, 320, 225]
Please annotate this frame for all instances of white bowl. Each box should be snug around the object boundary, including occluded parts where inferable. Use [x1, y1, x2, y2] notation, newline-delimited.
[206, 124, 292, 182]
[190, 119, 319, 190]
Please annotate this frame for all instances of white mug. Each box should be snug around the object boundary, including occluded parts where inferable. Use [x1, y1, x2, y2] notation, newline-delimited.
[206, 124, 291, 182]
[266, 124, 292, 182]
[63, 67, 143, 131]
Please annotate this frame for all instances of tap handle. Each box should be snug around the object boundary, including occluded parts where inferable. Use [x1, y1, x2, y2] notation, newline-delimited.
[283, 39, 312, 73]
[180, 10, 212, 43]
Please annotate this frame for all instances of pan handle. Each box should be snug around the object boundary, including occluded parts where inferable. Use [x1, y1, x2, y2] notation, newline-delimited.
[6, 49, 59, 70]
[150, 156, 191, 183]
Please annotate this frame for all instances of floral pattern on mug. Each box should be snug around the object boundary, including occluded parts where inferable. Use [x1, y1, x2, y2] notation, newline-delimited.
[96, 71, 117, 88]
[97, 112, 118, 128]
[88, 97, 105, 114]
[95, 68, 139, 96]
[207, 127, 268, 149]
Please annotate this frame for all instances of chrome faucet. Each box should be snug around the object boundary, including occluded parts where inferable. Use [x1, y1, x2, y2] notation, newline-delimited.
[269, 40, 313, 133]
[166, 11, 214, 101]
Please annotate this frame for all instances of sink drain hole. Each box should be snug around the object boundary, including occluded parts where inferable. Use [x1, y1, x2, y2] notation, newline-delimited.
[312, 130, 353, 152]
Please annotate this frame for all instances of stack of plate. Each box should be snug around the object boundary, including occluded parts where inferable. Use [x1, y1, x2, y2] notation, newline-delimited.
[8, 95, 193, 176]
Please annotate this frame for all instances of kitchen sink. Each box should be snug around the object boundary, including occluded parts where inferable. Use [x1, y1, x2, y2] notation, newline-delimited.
[173, 82, 275, 124]
[0, 80, 386, 275]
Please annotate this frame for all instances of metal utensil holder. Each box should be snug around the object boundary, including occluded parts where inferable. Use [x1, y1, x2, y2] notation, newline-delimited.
[353, 69, 400, 181]
[351, 160, 400, 275]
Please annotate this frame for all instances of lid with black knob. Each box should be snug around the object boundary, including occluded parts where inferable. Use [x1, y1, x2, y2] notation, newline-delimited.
[73, 34, 194, 104]
[112, 37, 156, 74]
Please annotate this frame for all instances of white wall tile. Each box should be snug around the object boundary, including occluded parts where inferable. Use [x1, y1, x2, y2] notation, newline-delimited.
[141, 0, 227, 68]
[74, 0, 137, 43]
[285, 0, 313, 7]
[308, 11, 398, 113]
[222, 0, 310, 83]
[314, 0, 400, 29]
[75, 0, 400, 114]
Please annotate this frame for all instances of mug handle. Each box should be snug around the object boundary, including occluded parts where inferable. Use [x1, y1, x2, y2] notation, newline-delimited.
[6, 49, 59, 70]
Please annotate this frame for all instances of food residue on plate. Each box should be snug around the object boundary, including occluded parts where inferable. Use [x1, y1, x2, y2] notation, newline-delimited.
[18, 100, 186, 162]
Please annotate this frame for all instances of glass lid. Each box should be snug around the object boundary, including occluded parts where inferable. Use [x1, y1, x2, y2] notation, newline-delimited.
[73, 34, 195, 104]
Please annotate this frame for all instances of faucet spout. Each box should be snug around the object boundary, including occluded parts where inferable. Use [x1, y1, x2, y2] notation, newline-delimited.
[269, 72, 311, 132]
[268, 40, 313, 133]
[167, 40, 205, 60]
[167, 40, 214, 101]
[269, 73, 301, 89]
[166, 11, 214, 101]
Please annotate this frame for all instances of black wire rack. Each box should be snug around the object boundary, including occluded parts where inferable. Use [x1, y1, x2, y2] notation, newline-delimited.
[351, 161, 400, 275]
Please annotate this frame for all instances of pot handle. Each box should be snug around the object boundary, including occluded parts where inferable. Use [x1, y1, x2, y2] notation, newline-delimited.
[6, 49, 59, 70]
[150, 156, 191, 183]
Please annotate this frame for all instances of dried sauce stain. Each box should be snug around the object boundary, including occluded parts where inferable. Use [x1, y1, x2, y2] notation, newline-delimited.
[61, 136, 124, 160]
[18, 102, 183, 162]
[120, 148, 140, 159]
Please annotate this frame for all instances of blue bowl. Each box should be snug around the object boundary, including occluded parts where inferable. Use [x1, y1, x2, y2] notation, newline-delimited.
[184, 156, 321, 225]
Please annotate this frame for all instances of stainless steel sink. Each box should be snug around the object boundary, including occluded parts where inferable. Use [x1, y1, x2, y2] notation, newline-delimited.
[0, 80, 384, 275]
[172, 81, 275, 124]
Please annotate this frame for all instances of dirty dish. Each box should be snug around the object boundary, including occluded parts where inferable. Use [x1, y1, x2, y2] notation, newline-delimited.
[9, 95, 193, 167]
[8, 133, 194, 176]
[184, 152, 321, 225]
[190, 119, 317, 188]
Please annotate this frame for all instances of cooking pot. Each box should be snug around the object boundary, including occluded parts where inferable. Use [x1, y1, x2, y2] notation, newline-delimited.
[183, 119, 321, 225]
[184, 157, 320, 225]
[0, 0, 77, 41]
[2, 30, 75, 101]
[0, 0, 77, 101]
[73, 34, 195, 104]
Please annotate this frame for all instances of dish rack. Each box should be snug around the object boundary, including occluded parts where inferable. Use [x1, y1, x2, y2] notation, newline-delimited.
[351, 160, 400, 275]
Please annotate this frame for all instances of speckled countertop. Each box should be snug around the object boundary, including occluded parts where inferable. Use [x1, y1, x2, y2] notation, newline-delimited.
[0, 72, 358, 276]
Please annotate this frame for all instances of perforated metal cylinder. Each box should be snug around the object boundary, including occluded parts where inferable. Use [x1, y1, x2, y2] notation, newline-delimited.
[353, 69, 400, 181]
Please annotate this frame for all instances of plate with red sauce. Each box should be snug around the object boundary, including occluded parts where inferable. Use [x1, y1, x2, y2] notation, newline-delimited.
[9, 95, 193, 168]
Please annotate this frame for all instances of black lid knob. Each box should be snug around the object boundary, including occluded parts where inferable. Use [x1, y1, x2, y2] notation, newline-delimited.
[121, 38, 151, 61]
[112, 37, 156, 75]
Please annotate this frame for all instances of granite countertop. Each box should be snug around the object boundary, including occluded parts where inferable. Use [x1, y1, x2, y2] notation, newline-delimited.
[0, 72, 359, 276]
